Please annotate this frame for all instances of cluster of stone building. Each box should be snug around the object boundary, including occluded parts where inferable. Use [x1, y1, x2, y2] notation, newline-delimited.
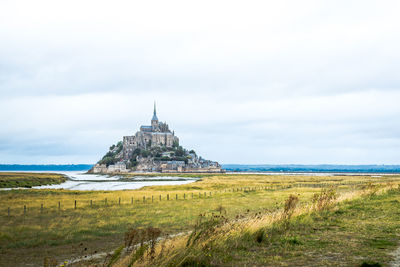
[93, 162, 127, 173]
[122, 104, 179, 160]
[132, 152, 221, 173]
[92, 103, 223, 174]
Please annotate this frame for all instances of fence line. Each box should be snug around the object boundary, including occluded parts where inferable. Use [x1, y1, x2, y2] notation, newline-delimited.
[4, 182, 369, 217]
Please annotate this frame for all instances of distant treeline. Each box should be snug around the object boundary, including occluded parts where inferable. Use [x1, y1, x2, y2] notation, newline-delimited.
[0, 164, 93, 171]
[222, 164, 400, 173]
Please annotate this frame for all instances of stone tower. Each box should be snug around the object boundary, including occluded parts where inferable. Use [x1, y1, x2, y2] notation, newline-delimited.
[151, 102, 159, 131]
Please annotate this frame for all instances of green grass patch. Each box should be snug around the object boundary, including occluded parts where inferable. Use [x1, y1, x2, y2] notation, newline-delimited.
[1, 174, 400, 266]
[149, 189, 400, 267]
[0, 172, 66, 188]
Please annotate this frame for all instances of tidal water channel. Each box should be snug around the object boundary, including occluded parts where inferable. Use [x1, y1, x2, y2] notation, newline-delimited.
[3, 171, 199, 191]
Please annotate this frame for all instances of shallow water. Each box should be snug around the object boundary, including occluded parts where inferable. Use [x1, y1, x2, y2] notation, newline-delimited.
[226, 172, 393, 176]
[2, 171, 198, 191]
[34, 179, 196, 191]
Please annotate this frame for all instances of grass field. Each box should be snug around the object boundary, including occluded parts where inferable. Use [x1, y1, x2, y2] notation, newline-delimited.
[0, 173, 399, 266]
[0, 172, 66, 188]
[116, 185, 400, 267]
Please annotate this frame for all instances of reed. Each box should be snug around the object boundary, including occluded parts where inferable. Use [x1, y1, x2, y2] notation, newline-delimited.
[114, 183, 400, 267]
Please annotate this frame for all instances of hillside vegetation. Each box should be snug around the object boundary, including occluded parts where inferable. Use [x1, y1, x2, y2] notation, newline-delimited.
[97, 140, 194, 168]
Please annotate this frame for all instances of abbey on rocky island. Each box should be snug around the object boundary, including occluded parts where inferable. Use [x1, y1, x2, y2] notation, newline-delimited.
[123, 103, 179, 159]
[91, 103, 223, 174]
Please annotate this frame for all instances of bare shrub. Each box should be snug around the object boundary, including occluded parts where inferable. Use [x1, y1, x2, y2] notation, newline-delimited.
[125, 227, 161, 249]
[312, 188, 338, 211]
[275, 194, 300, 231]
[124, 226, 162, 264]
[282, 194, 299, 221]
[125, 228, 140, 249]
[146, 227, 162, 259]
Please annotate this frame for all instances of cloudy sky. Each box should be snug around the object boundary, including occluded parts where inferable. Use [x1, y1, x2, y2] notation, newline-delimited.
[1, 0, 400, 165]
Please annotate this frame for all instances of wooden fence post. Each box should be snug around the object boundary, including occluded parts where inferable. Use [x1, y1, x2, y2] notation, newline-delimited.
[105, 198, 107, 206]
[58, 201, 61, 211]
[167, 194, 169, 200]
[119, 198, 121, 205]
[143, 196, 146, 203]
[24, 205, 26, 215]
[176, 194, 178, 200]
[74, 200, 77, 209]
[152, 196, 154, 203]
[159, 195, 161, 201]
[41, 203, 43, 213]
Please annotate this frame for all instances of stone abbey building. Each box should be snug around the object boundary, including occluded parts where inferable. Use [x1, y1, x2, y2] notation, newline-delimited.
[92, 103, 223, 174]
[122, 103, 179, 160]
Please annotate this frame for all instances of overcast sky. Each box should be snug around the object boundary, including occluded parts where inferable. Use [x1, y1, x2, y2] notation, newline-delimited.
[1, 0, 400, 165]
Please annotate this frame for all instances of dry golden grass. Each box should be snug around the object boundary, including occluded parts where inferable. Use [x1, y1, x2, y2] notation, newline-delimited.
[111, 182, 400, 267]
[1, 173, 400, 266]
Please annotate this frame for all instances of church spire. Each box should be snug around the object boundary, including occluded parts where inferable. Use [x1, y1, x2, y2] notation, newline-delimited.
[152, 101, 158, 121]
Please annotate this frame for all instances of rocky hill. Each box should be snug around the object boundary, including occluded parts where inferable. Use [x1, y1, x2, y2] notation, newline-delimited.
[90, 104, 222, 174]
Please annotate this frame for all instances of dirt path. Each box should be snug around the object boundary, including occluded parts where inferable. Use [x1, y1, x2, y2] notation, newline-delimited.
[0, 235, 122, 267]
[65, 231, 190, 266]
[390, 246, 400, 267]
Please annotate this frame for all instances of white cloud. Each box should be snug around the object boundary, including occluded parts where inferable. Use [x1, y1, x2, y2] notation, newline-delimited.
[0, 0, 400, 164]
